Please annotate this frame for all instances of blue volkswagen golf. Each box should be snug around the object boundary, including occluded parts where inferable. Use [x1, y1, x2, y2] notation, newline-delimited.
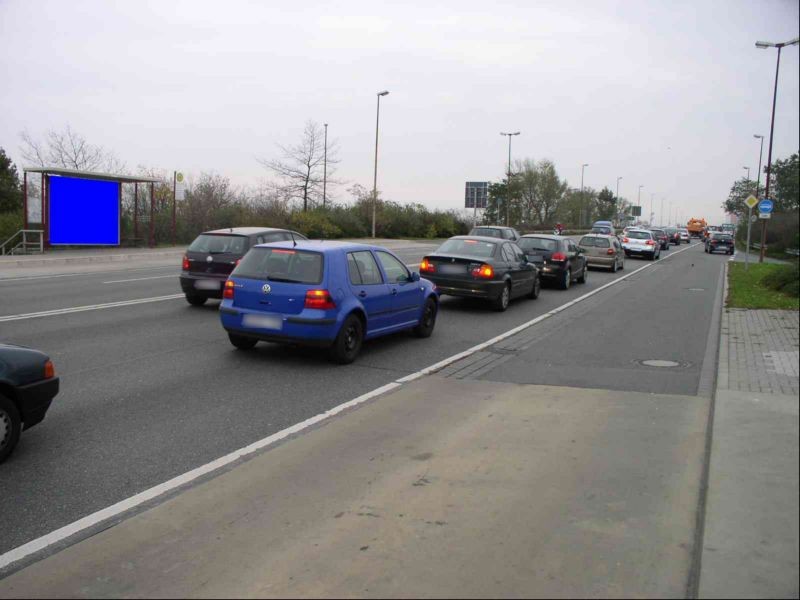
[219, 241, 439, 363]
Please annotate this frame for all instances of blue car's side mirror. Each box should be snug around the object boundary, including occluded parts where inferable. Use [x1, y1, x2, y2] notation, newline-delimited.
[411, 271, 420, 282]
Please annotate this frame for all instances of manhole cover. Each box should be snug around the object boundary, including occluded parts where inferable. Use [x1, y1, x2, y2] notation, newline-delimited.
[640, 359, 682, 368]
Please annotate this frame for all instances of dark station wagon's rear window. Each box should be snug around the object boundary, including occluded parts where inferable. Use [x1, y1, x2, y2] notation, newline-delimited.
[233, 248, 323, 284]
[188, 234, 248, 254]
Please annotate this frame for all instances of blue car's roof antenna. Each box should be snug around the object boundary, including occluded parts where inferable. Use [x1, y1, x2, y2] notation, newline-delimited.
[290, 231, 297, 247]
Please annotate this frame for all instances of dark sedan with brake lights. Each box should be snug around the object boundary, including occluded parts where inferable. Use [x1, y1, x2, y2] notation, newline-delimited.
[180, 227, 307, 306]
[220, 241, 438, 364]
[419, 236, 540, 311]
[0, 344, 60, 463]
[517, 235, 588, 290]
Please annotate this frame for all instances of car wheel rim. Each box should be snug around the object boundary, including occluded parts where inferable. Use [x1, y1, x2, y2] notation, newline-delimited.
[0, 409, 10, 451]
[535, 279, 540, 296]
[502, 287, 509, 307]
[565, 271, 570, 288]
[344, 325, 359, 353]
[423, 303, 435, 327]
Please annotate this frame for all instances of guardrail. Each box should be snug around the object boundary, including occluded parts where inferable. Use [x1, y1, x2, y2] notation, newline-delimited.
[0, 229, 44, 256]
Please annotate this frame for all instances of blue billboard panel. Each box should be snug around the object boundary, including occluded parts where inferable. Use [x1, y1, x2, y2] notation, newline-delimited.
[49, 176, 120, 245]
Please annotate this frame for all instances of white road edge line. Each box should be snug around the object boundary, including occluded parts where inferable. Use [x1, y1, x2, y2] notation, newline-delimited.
[0, 294, 185, 323]
[0, 266, 177, 283]
[0, 242, 698, 572]
[103, 275, 177, 284]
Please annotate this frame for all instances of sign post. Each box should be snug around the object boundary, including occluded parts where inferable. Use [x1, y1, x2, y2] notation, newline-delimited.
[465, 182, 488, 227]
[744, 195, 758, 270]
[173, 172, 185, 246]
[757, 198, 774, 263]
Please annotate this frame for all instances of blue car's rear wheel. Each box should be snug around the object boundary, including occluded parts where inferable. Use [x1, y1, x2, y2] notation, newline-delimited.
[330, 315, 364, 364]
[413, 298, 437, 338]
[228, 333, 257, 350]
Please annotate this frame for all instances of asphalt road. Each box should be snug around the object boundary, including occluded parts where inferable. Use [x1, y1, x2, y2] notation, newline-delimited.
[0, 239, 725, 557]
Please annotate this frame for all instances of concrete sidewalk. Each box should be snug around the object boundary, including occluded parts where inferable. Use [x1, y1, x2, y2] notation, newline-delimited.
[699, 308, 799, 599]
[0, 378, 709, 598]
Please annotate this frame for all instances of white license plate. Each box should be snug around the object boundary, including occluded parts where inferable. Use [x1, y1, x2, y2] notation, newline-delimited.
[242, 314, 283, 330]
[439, 264, 464, 274]
[195, 279, 220, 290]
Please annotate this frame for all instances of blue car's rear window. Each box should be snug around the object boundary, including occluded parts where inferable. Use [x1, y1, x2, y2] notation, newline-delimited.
[233, 248, 323, 284]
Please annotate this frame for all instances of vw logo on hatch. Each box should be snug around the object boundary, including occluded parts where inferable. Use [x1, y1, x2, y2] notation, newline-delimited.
[206, 256, 213, 263]
[262, 284, 272, 294]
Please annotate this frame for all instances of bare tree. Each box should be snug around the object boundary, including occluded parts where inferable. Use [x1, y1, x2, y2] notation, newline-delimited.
[19, 125, 126, 173]
[514, 158, 568, 225]
[258, 120, 340, 211]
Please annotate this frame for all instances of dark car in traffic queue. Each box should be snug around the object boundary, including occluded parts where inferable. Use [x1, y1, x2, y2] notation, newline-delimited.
[419, 236, 540, 311]
[705, 232, 735, 255]
[650, 228, 670, 250]
[180, 227, 307, 306]
[0, 344, 60, 463]
[665, 227, 681, 245]
[516, 234, 588, 290]
[467, 226, 522, 242]
[220, 241, 439, 364]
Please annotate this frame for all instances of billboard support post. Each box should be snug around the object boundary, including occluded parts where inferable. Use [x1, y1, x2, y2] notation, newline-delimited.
[22, 171, 28, 229]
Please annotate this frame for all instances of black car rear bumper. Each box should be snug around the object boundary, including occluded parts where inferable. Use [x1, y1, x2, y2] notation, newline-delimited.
[426, 278, 505, 300]
[15, 377, 59, 430]
[180, 274, 226, 298]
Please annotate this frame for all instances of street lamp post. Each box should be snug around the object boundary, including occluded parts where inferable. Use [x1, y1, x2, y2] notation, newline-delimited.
[753, 134, 765, 198]
[616, 176, 622, 225]
[500, 132, 520, 226]
[372, 91, 390, 238]
[742, 166, 750, 182]
[755, 36, 799, 262]
[323, 123, 328, 208]
[580, 163, 589, 227]
[637, 185, 643, 225]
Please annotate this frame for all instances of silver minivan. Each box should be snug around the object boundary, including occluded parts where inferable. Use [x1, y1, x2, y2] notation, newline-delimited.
[579, 234, 625, 272]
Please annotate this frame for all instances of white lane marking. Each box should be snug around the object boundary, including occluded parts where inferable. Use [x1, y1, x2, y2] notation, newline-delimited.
[0, 266, 176, 283]
[0, 242, 699, 572]
[103, 275, 176, 284]
[0, 381, 402, 571]
[0, 294, 185, 323]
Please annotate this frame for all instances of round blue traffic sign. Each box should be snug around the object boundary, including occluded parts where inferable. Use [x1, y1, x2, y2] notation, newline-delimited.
[758, 199, 774, 213]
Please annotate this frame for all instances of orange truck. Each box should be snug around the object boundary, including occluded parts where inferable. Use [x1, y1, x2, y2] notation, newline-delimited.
[687, 218, 707, 238]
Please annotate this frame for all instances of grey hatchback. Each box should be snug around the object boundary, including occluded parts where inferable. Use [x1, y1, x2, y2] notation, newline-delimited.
[578, 234, 625, 272]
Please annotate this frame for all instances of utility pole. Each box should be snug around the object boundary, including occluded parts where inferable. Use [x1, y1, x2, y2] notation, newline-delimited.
[372, 91, 389, 238]
[580, 163, 589, 228]
[500, 132, 520, 226]
[323, 123, 328, 208]
[755, 36, 799, 262]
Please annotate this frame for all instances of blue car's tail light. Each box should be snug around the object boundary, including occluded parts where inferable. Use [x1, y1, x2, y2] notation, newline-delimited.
[304, 289, 335, 310]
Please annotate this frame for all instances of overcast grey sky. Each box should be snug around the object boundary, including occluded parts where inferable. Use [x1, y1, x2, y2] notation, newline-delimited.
[1, 0, 798, 224]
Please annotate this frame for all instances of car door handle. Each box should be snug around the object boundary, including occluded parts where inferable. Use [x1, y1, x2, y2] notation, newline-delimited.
[391, 288, 398, 295]
[358, 291, 367, 298]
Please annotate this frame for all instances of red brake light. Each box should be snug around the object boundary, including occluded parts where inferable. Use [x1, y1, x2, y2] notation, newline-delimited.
[420, 258, 435, 273]
[622, 237, 629, 243]
[44, 360, 55, 379]
[607, 248, 615, 255]
[182, 256, 190, 270]
[223, 279, 235, 300]
[645, 240, 655, 246]
[551, 252, 567, 261]
[272, 249, 296, 255]
[471, 264, 494, 278]
[305, 289, 336, 310]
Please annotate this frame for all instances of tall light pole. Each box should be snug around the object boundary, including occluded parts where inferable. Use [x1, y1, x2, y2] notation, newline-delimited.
[323, 123, 328, 209]
[580, 163, 589, 227]
[372, 90, 390, 238]
[637, 185, 644, 225]
[742, 166, 750, 182]
[755, 37, 799, 262]
[753, 134, 765, 198]
[616, 176, 622, 225]
[650, 193, 655, 226]
[660, 196, 664, 227]
[500, 132, 520, 226]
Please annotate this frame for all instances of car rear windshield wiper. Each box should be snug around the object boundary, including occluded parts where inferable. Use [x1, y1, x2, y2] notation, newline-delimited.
[267, 276, 304, 283]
